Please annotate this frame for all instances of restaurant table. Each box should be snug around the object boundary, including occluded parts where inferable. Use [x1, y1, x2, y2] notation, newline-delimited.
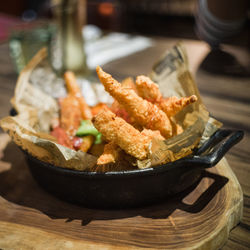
[0, 38, 249, 249]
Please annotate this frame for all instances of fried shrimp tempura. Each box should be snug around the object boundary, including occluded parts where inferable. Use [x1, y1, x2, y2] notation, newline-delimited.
[93, 108, 150, 160]
[96, 66, 172, 138]
[110, 100, 133, 124]
[136, 75, 162, 102]
[141, 129, 165, 141]
[136, 75, 197, 117]
[160, 95, 197, 117]
[64, 71, 92, 120]
[97, 129, 165, 165]
[91, 103, 109, 116]
[97, 142, 121, 165]
[111, 77, 137, 124]
[121, 77, 137, 92]
[60, 95, 81, 136]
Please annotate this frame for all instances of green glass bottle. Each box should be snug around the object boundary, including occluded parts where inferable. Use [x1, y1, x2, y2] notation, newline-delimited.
[50, 0, 89, 77]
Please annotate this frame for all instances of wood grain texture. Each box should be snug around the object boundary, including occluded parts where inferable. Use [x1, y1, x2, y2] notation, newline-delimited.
[0, 147, 243, 250]
[0, 40, 249, 249]
[0, 221, 128, 250]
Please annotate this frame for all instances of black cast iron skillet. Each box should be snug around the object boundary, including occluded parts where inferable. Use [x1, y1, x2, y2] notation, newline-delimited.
[22, 129, 243, 209]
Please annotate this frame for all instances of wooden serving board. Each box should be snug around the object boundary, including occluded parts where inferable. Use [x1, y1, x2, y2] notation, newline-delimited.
[0, 138, 243, 250]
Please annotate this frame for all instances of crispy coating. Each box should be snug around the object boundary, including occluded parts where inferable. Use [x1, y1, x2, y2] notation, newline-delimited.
[110, 99, 136, 125]
[64, 71, 92, 120]
[97, 142, 121, 165]
[64, 71, 81, 95]
[91, 103, 109, 116]
[60, 95, 82, 136]
[96, 66, 172, 138]
[111, 77, 137, 124]
[121, 77, 137, 92]
[136, 75, 162, 102]
[160, 95, 197, 117]
[141, 128, 165, 141]
[136, 75, 197, 117]
[93, 108, 150, 160]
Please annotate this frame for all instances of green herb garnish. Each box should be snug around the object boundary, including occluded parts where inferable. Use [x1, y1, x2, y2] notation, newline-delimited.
[76, 120, 102, 144]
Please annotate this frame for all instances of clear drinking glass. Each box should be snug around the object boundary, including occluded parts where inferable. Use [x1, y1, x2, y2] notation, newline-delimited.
[9, 26, 52, 73]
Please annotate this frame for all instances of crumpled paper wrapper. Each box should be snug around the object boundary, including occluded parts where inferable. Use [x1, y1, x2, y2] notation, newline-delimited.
[0, 44, 222, 171]
[138, 43, 222, 168]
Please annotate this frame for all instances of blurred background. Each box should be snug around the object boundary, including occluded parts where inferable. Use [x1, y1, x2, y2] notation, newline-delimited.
[0, 0, 249, 76]
[1, 0, 249, 44]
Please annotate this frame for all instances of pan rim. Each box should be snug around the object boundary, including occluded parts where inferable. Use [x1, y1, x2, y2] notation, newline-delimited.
[24, 149, 195, 178]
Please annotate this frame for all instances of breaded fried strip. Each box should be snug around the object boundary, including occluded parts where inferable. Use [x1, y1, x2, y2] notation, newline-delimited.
[93, 109, 150, 160]
[136, 75, 197, 117]
[97, 142, 121, 165]
[64, 71, 92, 120]
[160, 95, 197, 117]
[141, 129, 165, 141]
[136, 75, 161, 102]
[96, 66, 172, 138]
[60, 95, 81, 136]
[122, 77, 137, 92]
[91, 103, 108, 116]
[111, 77, 137, 124]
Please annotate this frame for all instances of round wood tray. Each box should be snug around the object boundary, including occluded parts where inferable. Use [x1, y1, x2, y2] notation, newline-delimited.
[0, 139, 243, 250]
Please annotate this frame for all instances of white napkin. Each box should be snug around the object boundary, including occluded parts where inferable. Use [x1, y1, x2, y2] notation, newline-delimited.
[83, 25, 153, 70]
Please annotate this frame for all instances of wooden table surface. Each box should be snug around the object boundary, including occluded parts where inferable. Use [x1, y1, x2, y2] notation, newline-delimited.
[0, 38, 249, 249]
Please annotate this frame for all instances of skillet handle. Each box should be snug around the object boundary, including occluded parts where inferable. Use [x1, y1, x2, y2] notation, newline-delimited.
[184, 129, 244, 168]
[179, 171, 229, 213]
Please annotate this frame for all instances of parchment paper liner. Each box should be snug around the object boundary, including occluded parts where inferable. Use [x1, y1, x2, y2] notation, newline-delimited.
[0, 44, 222, 171]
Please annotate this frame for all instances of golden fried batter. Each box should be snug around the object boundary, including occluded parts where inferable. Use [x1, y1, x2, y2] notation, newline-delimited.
[96, 66, 172, 138]
[136, 75, 162, 102]
[64, 71, 92, 120]
[160, 95, 197, 117]
[60, 95, 81, 136]
[141, 128, 165, 141]
[97, 142, 121, 165]
[136, 75, 197, 117]
[110, 100, 133, 124]
[93, 108, 150, 160]
[121, 77, 137, 92]
[91, 103, 108, 116]
[110, 77, 137, 124]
